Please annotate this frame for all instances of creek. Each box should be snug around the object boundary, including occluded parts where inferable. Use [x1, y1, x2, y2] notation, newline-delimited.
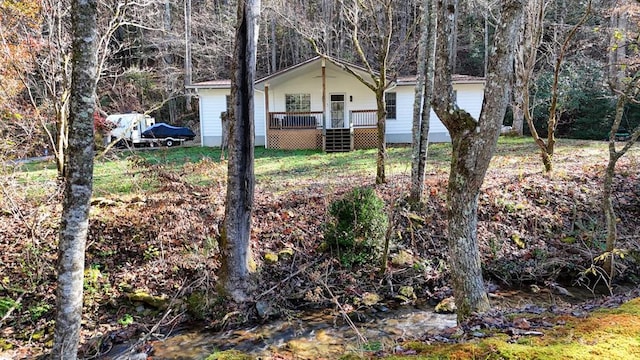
[102, 304, 456, 359]
[101, 286, 604, 360]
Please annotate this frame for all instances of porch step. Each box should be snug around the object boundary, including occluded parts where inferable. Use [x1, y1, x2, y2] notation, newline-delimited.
[324, 128, 353, 152]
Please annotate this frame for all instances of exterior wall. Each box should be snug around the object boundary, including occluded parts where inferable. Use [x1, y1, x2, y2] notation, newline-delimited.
[254, 91, 266, 145]
[197, 88, 266, 147]
[454, 83, 484, 119]
[198, 88, 227, 147]
[385, 82, 485, 144]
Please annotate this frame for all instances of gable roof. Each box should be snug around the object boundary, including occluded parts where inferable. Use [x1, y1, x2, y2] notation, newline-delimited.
[187, 56, 485, 89]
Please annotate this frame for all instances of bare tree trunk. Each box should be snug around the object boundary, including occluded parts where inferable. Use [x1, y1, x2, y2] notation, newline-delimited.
[55, 98, 69, 177]
[376, 88, 387, 184]
[602, 2, 632, 279]
[602, 50, 640, 278]
[410, 0, 435, 204]
[51, 0, 98, 358]
[432, 0, 522, 323]
[514, 0, 547, 137]
[484, 7, 489, 77]
[512, 12, 526, 136]
[184, 0, 193, 112]
[270, 16, 277, 73]
[219, 0, 260, 303]
[602, 147, 618, 280]
[602, 92, 640, 279]
[529, 0, 591, 173]
[164, 0, 177, 124]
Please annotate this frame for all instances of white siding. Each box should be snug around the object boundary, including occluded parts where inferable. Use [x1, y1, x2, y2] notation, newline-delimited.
[386, 82, 485, 143]
[254, 91, 266, 145]
[454, 83, 484, 119]
[197, 88, 266, 146]
[198, 89, 229, 146]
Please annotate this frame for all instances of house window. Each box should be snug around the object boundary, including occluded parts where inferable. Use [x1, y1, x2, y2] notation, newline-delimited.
[385, 92, 396, 119]
[285, 93, 311, 113]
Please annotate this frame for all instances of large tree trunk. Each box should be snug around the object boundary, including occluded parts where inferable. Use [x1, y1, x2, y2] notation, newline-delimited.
[219, 0, 260, 303]
[410, 0, 435, 204]
[376, 89, 386, 185]
[432, 0, 522, 323]
[50, 0, 98, 358]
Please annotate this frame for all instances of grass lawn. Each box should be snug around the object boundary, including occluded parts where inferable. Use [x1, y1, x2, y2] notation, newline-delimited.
[8, 136, 633, 199]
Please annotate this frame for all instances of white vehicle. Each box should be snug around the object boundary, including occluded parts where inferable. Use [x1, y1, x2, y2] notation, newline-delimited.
[106, 113, 193, 147]
[106, 113, 155, 147]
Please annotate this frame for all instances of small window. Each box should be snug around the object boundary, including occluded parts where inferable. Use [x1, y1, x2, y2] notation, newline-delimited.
[385, 92, 396, 119]
[285, 93, 311, 113]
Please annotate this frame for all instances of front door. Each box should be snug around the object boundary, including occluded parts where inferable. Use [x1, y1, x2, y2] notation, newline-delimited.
[330, 94, 345, 128]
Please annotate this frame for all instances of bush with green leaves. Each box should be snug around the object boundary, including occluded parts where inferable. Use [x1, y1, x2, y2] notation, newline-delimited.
[324, 187, 388, 266]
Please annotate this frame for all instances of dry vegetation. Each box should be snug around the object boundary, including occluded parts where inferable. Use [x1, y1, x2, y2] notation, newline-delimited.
[0, 138, 639, 359]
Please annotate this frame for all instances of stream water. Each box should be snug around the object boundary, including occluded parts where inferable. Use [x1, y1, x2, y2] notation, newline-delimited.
[100, 285, 607, 359]
[103, 305, 457, 359]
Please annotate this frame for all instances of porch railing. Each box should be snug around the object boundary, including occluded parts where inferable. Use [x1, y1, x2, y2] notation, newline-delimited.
[268, 111, 323, 129]
[350, 110, 378, 128]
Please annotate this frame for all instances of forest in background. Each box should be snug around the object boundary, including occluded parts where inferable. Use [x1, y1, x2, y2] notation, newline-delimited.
[2, 1, 640, 358]
[1, 0, 639, 160]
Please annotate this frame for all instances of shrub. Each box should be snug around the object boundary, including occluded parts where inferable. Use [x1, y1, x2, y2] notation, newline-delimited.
[324, 187, 388, 266]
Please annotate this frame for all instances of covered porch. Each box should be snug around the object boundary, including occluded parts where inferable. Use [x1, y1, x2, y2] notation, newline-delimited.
[265, 110, 379, 151]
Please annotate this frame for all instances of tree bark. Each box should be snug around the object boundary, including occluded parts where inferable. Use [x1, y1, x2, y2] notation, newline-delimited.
[602, 150, 617, 280]
[432, 0, 522, 323]
[184, 0, 193, 112]
[410, 0, 435, 204]
[514, 0, 547, 137]
[50, 0, 98, 358]
[602, 1, 636, 278]
[376, 89, 387, 184]
[219, 0, 260, 303]
[602, 83, 640, 279]
[164, 0, 178, 124]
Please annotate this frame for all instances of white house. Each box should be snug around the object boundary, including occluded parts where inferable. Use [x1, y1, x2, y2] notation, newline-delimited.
[187, 56, 485, 151]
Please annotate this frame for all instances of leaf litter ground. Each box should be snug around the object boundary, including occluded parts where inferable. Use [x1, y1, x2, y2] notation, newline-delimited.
[0, 139, 639, 359]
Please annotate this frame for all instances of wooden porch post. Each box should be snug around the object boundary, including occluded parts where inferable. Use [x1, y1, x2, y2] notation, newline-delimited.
[322, 57, 327, 151]
[265, 83, 270, 148]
